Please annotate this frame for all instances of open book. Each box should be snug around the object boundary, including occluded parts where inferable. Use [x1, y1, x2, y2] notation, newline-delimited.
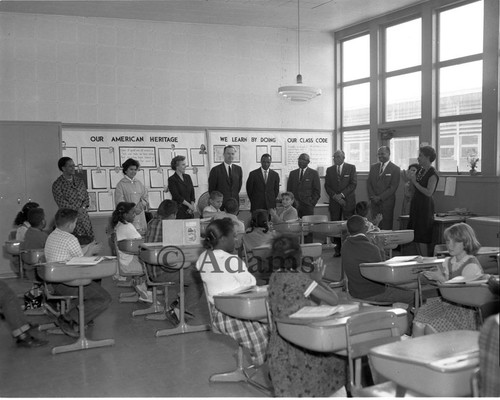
[444, 274, 489, 284]
[219, 285, 256, 296]
[289, 304, 359, 319]
[66, 256, 105, 265]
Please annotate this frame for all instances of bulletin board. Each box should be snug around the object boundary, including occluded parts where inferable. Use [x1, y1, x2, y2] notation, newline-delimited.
[61, 126, 209, 214]
[61, 126, 333, 214]
[207, 129, 333, 207]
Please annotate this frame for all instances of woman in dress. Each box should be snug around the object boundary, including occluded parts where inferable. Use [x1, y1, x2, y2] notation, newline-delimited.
[52, 157, 94, 245]
[195, 218, 269, 366]
[114, 158, 149, 234]
[167, 155, 195, 219]
[267, 235, 347, 397]
[413, 223, 484, 336]
[407, 146, 439, 256]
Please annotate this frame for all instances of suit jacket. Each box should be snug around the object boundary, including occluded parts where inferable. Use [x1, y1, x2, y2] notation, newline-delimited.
[367, 161, 400, 230]
[246, 168, 280, 211]
[324, 163, 357, 219]
[168, 173, 195, 219]
[208, 163, 243, 204]
[286, 167, 321, 212]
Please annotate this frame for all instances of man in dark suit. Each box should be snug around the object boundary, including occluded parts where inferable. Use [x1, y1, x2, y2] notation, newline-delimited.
[325, 149, 357, 256]
[367, 146, 401, 230]
[286, 153, 321, 218]
[208, 145, 242, 207]
[246, 153, 280, 212]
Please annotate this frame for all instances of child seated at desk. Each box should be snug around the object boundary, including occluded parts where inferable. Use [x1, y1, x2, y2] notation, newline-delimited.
[213, 198, 245, 235]
[44, 208, 111, 338]
[21, 208, 48, 251]
[342, 215, 414, 308]
[13, 201, 39, 241]
[267, 235, 347, 397]
[269, 192, 298, 223]
[144, 199, 205, 325]
[196, 218, 269, 366]
[413, 223, 484, 336]
[202, 191, 224, 219]
[112, 202, 152, 303]
[355, 201, 382, 232]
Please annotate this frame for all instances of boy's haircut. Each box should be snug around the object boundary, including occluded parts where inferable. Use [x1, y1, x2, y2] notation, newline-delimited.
[444, 223, 481, 255]
[355, 201, 369, 218]
[157, 199, 178, 218]
[347, 215, 366, 235]
[224, 198, 239, 214]
[27, 208, 45, 227]
[281, 191, 294, 201]
[209, 191, 223, 200]
[55, 208, 78, 227]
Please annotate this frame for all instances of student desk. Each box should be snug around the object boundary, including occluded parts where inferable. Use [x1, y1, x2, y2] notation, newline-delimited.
[369, 330, 479, 397]
[367, 229, 414, 257]
[360, 257, 444, 285]
[273, 220, 346, 245]
[39, 259, 117, 355]
[213, 287, 268, 321]
[398, 214, 467, 244]
[139, 243, 210, 337]
[276, 304, 407, 353]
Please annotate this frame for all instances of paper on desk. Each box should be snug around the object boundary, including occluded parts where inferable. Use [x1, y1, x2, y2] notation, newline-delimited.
[219, 285, 256, 295]
[444, 177, 456, 196]
[444, 274, 489, 284]
[66, 256, 104, 265]
[386, 256, 420, 263]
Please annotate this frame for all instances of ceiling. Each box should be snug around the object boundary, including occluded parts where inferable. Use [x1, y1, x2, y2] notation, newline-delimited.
[0, 0, 425, 32]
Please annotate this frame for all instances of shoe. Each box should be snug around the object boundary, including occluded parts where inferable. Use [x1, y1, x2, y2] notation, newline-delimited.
[56, 316, 79, 338]
[138, 291, 153, 303]
[165, 307, 180, 326]
[16, 333, 49, 348]
[135, 282, 149, 298]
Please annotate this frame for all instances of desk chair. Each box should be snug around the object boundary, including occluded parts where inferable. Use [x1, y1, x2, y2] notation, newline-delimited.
[343, 275, 393, 306]
[473, 313, 500, 397]
[345, 311, 408, 397]
[139, 258, 176, 320]
[5, 240, 23, 278]
[301, 214, 328, 244]
[205, 282, 272, 396]
[197, 191, 210, 218]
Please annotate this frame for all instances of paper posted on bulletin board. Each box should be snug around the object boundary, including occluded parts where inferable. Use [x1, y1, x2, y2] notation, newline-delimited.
[208, 130, 333, 205]
[61, 127, 209, 213]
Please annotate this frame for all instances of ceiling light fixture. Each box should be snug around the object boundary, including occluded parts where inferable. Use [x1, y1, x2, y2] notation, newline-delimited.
[278, 0, 321, 102]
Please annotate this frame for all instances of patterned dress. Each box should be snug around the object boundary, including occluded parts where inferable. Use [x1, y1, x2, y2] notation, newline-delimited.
[414, 255, 482, 332]
[52, 175, 94, 244]
[114, 176, 149, 234]
[267, 271, 347, 397]
[408, 166, 439, 243]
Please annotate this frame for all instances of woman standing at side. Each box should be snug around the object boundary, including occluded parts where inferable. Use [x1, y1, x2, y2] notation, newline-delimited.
[52, 157, 94, 245]
[167, 155, 196, 219]
[114, 158, 149, 234]
[407, 146, 439, 256]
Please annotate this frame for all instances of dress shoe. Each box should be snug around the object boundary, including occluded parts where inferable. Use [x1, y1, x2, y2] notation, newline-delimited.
[165, 307, 180, 326]
[16, 333, 49, 348]
[56, 316, 79, 338]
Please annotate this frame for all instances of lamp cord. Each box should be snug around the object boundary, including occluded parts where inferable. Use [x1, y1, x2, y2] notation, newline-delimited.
[297, 0, 301, 76]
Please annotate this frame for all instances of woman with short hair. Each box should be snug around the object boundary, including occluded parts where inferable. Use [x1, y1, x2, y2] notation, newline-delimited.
[168, 155, 196, 219]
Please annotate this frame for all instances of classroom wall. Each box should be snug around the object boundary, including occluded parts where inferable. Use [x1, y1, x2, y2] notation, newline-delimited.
[0, 12, 334, 130]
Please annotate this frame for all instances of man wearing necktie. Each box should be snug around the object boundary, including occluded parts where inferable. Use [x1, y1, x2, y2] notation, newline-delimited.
[286, 153, 321, 222]
[367, 146, 400, 230]
[325, 150, 357, 256]
[208, 145, 243, 209]
[246, 153, 280, 212]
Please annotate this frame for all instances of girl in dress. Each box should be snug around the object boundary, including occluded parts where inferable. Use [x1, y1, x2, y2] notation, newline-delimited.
[13, 202, 39, 241]
[267, 235, 347, 397]
[112, 202, 152, 303]
[413, 223, 484, 336]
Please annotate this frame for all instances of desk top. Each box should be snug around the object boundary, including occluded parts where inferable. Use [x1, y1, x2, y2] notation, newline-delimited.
[370, 330, 479, 371]
[40, 259, 117, 286]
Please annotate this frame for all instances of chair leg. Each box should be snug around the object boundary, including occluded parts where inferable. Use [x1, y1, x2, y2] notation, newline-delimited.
[209, 346, 247, 383]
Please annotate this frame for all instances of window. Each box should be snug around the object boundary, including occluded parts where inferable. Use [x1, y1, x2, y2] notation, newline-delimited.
[343, 130, 370, 171]
[384, 18, 422, 122]
[437, 1, 483, 173]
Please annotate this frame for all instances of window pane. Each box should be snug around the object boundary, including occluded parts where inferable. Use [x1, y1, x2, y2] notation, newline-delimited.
[386, 18, 421, 72]
[385, 72, 421, 121]
[342, 83, 370, 126]
[439, 1, 483, 61]
[342, 35, 370, 81]
[390, 137, 420, 170]
[343, 130, 370, 171]
[438, 120, 482, 172]
[439, 61, 482, 117]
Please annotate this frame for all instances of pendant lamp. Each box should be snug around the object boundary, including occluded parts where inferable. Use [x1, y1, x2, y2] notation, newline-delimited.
[278, 0, 321, 102]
